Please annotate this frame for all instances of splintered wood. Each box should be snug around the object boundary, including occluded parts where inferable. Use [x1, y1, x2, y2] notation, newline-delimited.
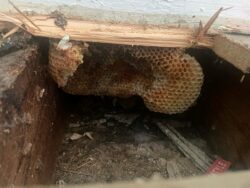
[157, 122, 213, 172]
[0, 13, 213, 48]
[0, 0, 217, 50]
[0, 44, 65, 185]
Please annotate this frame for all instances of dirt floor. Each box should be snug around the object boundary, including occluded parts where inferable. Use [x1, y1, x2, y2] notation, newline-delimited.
[54, 96, 212, 184]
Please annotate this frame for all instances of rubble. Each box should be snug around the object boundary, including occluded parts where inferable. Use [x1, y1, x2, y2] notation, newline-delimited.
[104, 113, 139, 125]
[70, 133, 82, 141]
[55, 98, 209, 184]
[167, 160, 182, 178]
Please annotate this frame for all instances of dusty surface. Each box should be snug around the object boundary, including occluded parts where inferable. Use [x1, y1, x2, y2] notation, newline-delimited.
[54, 97, 211, 184]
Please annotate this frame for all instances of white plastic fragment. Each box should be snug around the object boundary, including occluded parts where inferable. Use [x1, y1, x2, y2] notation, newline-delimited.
[39, 88, 45, 98]
[57, 35, 72, 50]
[83, 132, 94, 140]
[70, 133, 82, 140]
[240, 74, 245, 83]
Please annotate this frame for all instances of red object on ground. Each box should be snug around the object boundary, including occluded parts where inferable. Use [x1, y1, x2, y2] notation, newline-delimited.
[207, 159, 231, 174]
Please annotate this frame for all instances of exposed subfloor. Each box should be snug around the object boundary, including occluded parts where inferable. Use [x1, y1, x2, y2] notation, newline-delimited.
[54, 96, 212, 184]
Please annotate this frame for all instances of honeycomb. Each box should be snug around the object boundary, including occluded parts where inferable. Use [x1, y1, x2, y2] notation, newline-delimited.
[48, 41, 85, 87]
[49, 41, 203, 114]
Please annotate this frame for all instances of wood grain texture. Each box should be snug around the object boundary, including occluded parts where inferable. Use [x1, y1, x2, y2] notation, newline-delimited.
[0, 14, 213, 48]
[193, 53, 250, 169]
[0, 45, 65, 185]
[213, 34, 250, 73]
[157, 122, 212, 171]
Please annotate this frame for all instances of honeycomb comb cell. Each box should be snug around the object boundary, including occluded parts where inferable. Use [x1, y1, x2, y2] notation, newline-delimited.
[49, 41, 203, 114]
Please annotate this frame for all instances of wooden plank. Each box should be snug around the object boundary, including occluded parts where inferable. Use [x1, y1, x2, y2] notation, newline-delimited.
[0, 1, 249, 51]
[0, 45, 65, 185]
[213, 34, 250, 73]
[0, 14, 213, 48]
[157, 122, 213, 172]
[0, 22, 14, 32]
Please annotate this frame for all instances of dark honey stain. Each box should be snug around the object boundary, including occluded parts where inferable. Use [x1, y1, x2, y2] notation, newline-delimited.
[50, 11, 67, 30]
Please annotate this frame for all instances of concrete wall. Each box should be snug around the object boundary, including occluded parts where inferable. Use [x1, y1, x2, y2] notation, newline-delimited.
[1, 0, 250, 27]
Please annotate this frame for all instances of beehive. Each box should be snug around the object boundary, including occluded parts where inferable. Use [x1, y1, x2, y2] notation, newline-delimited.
[49, 41, 204, 114]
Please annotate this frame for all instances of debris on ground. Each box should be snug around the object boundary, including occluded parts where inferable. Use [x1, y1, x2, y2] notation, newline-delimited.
[83, 132, 94, 140]
[54, 97, 213, 184]
[70, 133, 82, 141]
[206, 159, 231, 174]
[157, 122, 213, 172]
[56, 179, 66, 187]
[69, 123, 81, 128]
[104, 113, 139, 125]
[166, 160, 181, 178]
[157, 121, 231, 174]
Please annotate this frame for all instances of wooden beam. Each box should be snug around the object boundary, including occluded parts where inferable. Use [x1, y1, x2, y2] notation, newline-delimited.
[0, 45, 65, 185]
[0, 14, 213, 48]
[0, 21, 14, 31]
[213, 34, 250, 73]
